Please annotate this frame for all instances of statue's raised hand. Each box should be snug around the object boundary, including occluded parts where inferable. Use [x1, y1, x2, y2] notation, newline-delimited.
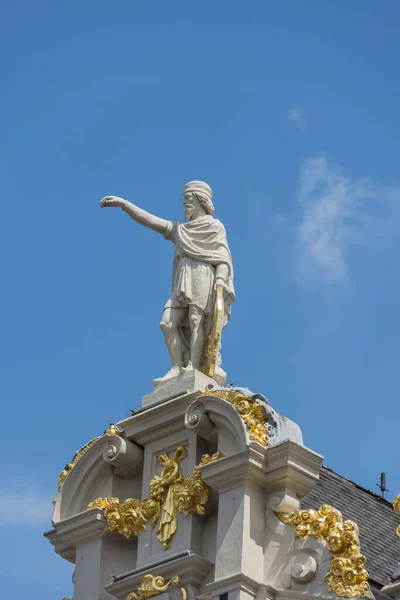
[100, 195, 168, 235]
[100, 196, 125, 209]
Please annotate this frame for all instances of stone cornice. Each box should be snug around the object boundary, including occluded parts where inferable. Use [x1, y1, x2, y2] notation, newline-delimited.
[49, 508, 107, 546]
[117, 390, 202, 446]
[200, 447, 265, 492]
[200, 440, 322, 497]
[105, 552, 213, 600]
[381, 581, 400, 599]
[207, 572, 260, 597]
[263, 440, 323, 497]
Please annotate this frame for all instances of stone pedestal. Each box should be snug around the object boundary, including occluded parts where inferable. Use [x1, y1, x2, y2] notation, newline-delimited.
[142, 369, 216, 407]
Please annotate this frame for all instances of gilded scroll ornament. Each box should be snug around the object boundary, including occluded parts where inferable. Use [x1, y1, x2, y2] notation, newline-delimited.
[201, 389, 268, 446]
[56, 424, 123, 495]
[277, 504, 374, 599]
[198, 451, 225, 466]
[393, 495, 400, 537]
[88, 446, 222, 549]
[126, 574, 187, 600]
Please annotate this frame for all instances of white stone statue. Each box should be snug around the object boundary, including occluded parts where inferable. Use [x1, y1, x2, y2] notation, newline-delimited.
[100, 181, 235, 385]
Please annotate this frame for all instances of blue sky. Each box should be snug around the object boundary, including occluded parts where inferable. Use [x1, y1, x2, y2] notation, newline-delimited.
[1, 1, 400, 598]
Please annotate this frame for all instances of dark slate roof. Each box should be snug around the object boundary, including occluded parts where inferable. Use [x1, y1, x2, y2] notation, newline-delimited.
[302, 466, 400, 588]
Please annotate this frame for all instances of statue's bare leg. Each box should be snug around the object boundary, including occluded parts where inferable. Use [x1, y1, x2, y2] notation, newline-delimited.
[154, 307, 187, 384]
[186, 305, 205, 371]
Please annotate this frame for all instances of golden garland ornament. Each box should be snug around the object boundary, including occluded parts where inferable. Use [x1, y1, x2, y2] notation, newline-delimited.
[277, 504, 374, 599]
[393, 494, 400, 537]
[56, 424, 122, 496]
[200, 389, 268, 446]
[126, 574, 187, 600]
[88, 446, 223, 549]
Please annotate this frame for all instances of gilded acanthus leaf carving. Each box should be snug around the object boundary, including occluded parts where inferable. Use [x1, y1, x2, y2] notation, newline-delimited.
[126, 574, 187, 600]
[88, 446, 222, 549]
[277, 504, 374, 599]
[201, 389, 268, 446]
[198, 451, 225, 466]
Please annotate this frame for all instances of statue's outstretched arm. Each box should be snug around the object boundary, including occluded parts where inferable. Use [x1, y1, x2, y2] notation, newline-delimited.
[100, 196, 169, 235]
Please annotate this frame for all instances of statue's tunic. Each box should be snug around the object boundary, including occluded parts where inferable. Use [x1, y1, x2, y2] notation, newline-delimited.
[164, 215, 235, 317]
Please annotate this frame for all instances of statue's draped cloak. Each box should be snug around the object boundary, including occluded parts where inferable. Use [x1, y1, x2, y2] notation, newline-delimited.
[164, 215, 235, 315]
[163, 216, 235, 362]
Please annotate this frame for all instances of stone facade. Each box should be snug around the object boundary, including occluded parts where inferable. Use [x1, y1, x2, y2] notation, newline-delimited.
[46, 376, 397, 600]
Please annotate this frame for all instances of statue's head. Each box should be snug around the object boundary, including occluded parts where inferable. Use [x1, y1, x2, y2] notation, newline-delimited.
[183, 181, 215, 219]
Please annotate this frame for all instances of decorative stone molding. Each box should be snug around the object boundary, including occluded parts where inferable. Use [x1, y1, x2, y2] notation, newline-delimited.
[185, 395, 250, 453]
[263, 440, 322, 497]
[207, 572, 259, 600]
[199, 446, 265, 493]
[265, 491, 300, 535]
[276, 504, 374, 599]
[105, 552, 213, 600]
[56, 423, 123, 496]
[199, 389, 269, 446]
[121, 390, 209, 446]
[103, 434, 144, 478]
[290, 554, 317, 583]
[45, 506, 108, 563]
[381, 580, 400, 600]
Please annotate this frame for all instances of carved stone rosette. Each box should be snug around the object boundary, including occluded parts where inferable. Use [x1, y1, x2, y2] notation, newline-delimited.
[277, 504, 374, 599]
[201, 389, 268, 446]
[88, 447, 222, 549]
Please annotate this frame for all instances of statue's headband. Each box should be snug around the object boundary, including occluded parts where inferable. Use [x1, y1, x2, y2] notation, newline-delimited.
[183, 180, 212, 199]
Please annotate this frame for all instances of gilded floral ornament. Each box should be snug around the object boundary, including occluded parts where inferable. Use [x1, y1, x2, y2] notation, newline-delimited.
[88, 446, 222, 549]
[56, 424, 123, 496]
[126, 574, 187, 600]
[277, 504, 374, 599]
[201, 389, 268, 446]
[393, 495, 400, 537]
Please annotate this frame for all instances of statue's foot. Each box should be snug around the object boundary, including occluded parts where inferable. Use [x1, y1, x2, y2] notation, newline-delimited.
[181, 361, 196, 374]
[153, 365, 183, 387]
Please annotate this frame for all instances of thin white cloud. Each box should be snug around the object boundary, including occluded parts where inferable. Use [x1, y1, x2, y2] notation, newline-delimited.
[294, 156, 400, 284]
[288, 106, 306, 132]
[0, 488, 52, 526]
